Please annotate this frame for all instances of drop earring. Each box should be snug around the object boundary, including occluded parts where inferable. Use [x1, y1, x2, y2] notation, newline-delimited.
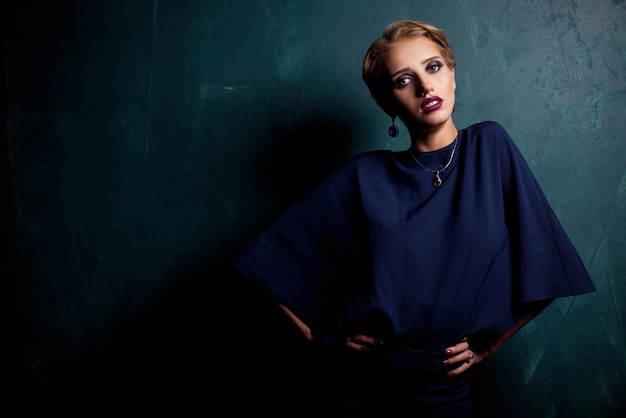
[388, 116, 399, 137]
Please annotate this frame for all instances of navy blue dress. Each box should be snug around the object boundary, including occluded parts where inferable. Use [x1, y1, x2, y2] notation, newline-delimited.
[232, 121, 595, 417]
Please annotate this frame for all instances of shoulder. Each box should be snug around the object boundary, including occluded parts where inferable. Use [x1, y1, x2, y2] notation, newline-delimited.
[461, 121, 529, 174]
[464, 120, 511, 138]
[325, 150, 397, 189]
[462, 121, 518, 153]
[338, 150, 394, 171]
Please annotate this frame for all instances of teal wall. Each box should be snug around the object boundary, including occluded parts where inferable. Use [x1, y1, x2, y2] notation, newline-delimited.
[2, 0, 624, 416]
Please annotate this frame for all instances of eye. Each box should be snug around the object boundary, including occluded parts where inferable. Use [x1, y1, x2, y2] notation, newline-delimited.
[393, 76, 411, 89]
[426, 60, 444, 73]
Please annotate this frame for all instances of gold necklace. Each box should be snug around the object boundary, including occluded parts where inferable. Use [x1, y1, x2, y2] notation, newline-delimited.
[409, 137, 458, 188]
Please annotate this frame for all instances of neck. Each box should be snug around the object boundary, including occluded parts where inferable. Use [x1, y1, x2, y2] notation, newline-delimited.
[409, 120, 458, 153]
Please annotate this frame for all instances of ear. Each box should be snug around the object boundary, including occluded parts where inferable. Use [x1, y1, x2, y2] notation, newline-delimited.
[451, 67, 456, 91]
[451, 68, 456, 91]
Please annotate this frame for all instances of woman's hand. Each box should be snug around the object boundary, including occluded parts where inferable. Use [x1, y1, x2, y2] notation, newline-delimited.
[344, 334, 383, 351]
[443, 337, 484, 376]
[441, 300, 552, 376]
[343, 334, 483, 376]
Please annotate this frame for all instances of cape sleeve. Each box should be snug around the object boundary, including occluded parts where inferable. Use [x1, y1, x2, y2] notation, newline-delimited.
[230, 161, 364, 343]
[494, 122, 595, 302]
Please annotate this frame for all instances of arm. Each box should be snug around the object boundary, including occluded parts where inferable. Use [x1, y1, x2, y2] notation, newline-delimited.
[445, 298, 553, 375]
[279, 304, 379, 349]
[281, 296, 553, 364]
[278, 303, 315, 342]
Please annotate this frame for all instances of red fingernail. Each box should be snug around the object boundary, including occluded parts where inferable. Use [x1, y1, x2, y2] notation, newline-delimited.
[443, 359, 449, 364]
[445, 349, 453, 354]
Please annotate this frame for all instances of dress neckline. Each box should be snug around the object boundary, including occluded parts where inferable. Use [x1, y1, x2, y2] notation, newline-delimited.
[405, 133, 461, 171]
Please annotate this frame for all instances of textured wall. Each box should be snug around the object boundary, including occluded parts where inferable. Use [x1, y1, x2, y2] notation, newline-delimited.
[2, 0, 624, 416]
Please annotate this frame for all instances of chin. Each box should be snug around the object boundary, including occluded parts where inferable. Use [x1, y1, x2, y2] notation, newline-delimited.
[422, 111, 453, 125]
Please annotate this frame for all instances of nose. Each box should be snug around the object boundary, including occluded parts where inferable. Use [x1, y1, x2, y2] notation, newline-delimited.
[418, 82, 433, 97]
[416, 76, 433, 97]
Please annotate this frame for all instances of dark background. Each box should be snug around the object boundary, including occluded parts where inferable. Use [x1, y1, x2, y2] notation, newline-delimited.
[2, 0, 624, 416]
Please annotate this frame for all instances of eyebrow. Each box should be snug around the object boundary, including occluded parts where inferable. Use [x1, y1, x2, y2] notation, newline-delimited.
[421, 56, 441, 64]
[389, 56, 443, 78]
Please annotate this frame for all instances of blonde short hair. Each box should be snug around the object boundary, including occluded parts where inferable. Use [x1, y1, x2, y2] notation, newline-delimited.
[362, 20, 456, 114]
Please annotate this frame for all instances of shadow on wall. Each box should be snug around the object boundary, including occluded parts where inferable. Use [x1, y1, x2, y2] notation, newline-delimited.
[19, 261, 318, 414]
[8, 120, 356, 415]
[266, 117, 356, 209]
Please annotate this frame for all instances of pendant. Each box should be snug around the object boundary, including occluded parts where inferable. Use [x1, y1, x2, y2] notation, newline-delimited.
[432, 171, 442, 188]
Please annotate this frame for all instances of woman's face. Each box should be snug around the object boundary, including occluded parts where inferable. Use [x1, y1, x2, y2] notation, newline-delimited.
[384, 37, 456, 132]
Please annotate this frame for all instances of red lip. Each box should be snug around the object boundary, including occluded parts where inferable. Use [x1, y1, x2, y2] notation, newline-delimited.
[421, 96, 443, 112]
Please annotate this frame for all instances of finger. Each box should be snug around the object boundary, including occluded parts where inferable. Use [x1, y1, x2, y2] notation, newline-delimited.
[443, 352, 467, 366]
[352, 334, 382, 346]
[444, 348, 477, 365]
[455, 339, 470, 351]
[344, 335, 367, 351]
[344, 334, 381, 351]
[447, 361, 471, 376]
[444, 340, 470, 354]
[445, 352, 476, 375]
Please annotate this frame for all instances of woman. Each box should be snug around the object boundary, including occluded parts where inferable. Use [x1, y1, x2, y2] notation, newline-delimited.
[231, 20, 595, 417]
